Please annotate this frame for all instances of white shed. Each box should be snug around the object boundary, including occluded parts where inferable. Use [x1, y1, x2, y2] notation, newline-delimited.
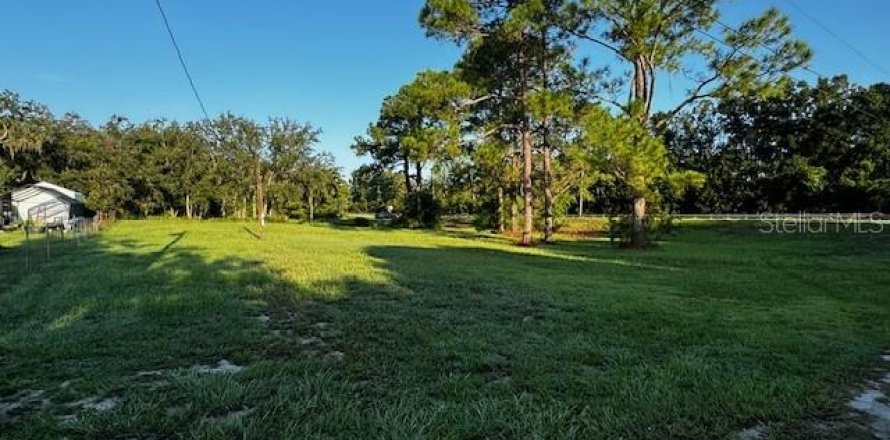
[11, 181, 86, 226]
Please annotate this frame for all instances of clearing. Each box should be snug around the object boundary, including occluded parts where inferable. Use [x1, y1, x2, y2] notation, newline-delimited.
[1, 219, 889, 439]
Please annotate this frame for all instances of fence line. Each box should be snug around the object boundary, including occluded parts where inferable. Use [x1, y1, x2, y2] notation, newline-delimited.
[11, 216, 102, 277]
[571, 213, 889, 222]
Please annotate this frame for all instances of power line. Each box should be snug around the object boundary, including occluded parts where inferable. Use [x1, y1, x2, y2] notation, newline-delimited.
[153, 0, 211, 121]
[782, 0, 890, 78]
[701, 21, 884, 123]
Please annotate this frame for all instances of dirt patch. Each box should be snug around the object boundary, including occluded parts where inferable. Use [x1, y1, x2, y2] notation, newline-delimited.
[193, 360, 245, 375]
[324, 351, 345, 362]
[298, 336, 321, 346]
[68, 396, 121, 412]
[737, 425, 766, 440]
[0, 389, 50, 422]
[849, 379, 890, 439]
[843, 356, 890, 439]
[262, 308, 347, 361]
[3, 385, 121, 424]
[732, 354, 890, 439]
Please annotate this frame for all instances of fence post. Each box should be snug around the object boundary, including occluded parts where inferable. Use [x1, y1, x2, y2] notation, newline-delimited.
[25, 226, 30, 272]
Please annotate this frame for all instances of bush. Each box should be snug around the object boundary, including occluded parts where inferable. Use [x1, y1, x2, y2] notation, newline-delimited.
[351, 217, 372, 227]
[608, 214, 674, 247]
[400, 188, 441, 229]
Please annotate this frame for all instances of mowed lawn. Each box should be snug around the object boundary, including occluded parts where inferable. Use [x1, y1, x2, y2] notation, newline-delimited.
[1, 220, 889, 439]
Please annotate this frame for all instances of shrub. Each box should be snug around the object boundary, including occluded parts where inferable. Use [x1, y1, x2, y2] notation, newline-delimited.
[608, 214, 674, 248]
[351, 217, 372, 227]
[400, 188, 441, 229]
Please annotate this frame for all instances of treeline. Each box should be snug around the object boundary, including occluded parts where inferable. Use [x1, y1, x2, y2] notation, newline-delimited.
[351, 0, 887, 246]
[665, 77, 890, 214]
[0, 91, 346, 221]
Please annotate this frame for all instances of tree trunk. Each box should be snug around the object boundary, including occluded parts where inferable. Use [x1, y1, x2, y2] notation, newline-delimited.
[402, 156, 412, 204]
[578, 171, 584, 217]
[520, 126, 534, 246]
[185, 194, 192, 219]
[511, 199, 518, 236]
[415, 161, 423, 218]
[540, 29, 554, 244]
[543, 145, 554, 243]
[511, 154, 519, 236]
[308, 188, 315, 223]
[497, 185, 505, 234]
[631, 196, 648, 247]
[627, 56, 655, 247]
[255, 159, 265, 236]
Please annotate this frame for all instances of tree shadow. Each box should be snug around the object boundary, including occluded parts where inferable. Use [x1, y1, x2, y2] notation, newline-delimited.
[295, 240, 890, 438]
[242, 226, 262, 240]
[1, 222, 888, 439]
[0, 229, 311, 437]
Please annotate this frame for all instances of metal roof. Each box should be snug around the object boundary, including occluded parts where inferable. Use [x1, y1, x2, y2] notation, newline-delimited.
[12, 181, 85, 205]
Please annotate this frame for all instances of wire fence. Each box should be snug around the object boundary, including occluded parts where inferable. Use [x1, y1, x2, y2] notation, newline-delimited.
[572, 213, 890, 222]
[0, 217, 102, 287]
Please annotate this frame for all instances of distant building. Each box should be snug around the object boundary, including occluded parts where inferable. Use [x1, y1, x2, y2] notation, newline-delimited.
[9, 181, 86, 227]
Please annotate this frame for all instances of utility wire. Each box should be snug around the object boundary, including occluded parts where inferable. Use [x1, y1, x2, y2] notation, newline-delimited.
[154, 0, 211, 121]
[699, 21, 884, 123]
[782, 0, 890, 78]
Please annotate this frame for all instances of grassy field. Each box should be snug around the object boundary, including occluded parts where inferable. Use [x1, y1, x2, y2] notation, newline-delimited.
[1, 219, 889, 439]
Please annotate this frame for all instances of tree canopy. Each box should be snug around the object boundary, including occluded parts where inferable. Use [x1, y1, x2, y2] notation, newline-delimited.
[0, 92, 344, 223]
[351, 0, 822, 246]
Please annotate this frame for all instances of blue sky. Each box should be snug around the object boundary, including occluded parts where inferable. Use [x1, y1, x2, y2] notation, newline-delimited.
[4, 1, 888, 173]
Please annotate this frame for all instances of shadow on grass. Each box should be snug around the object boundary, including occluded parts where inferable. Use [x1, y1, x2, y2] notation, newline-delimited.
[312, 240, 889, 439]
[1, 222, 889, 439]
[242, 226, 262, 240]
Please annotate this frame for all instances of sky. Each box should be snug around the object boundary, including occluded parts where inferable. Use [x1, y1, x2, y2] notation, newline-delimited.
[4, 0, 889, 174]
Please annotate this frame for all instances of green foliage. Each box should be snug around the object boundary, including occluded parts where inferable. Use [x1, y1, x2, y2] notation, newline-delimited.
[400, 187, 442, 229]
[561, 0, 811, 245]
[665, 76, 890, 213]
[0, 90, 344, 220]
[350, 165, 404, 213]
[352, 70, 471, 227]
[568, 1, 811, 118]
[608, 213, 674, 247]
[409, 0, 812, 245]
[578, 105, 672, 199]
[419, 0, 481, 41]
[350, 216, 373, 227]
[0, 90, 53, 163]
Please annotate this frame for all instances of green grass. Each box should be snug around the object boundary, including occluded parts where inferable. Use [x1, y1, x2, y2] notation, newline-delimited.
[1, 219, 889, 439]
